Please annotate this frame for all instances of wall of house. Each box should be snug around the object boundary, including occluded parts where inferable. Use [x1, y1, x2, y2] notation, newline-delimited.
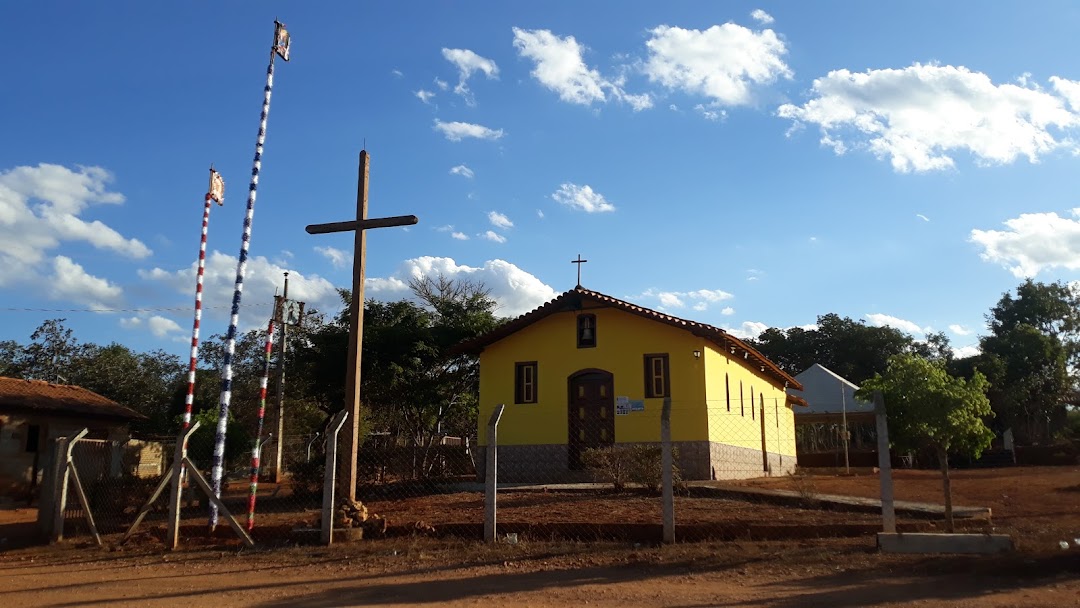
[0, 413, 131, 496]
[478, 306, 708, 447]
[702, 344, 798, 477]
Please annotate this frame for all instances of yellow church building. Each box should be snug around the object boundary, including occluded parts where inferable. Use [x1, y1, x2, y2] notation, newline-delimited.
[458, 287, 805, 482]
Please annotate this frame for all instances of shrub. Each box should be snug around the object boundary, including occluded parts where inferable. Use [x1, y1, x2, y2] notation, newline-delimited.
[581, 446, 632, 492]
[581, 444, 682, 494]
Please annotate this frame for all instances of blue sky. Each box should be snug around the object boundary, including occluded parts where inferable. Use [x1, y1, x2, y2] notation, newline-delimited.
[4, 1, 1080, 360]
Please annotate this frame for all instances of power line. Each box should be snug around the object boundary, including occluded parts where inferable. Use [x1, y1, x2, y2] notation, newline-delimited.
[1, 303, 273, 314]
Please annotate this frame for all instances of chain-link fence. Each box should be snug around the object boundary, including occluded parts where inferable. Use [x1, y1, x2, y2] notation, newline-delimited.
[42, 395, 1079, 552]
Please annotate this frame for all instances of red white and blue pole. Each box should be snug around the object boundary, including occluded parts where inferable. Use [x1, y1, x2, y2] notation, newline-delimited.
[246, 318, 276, 530]
[210, 20, 290, 529]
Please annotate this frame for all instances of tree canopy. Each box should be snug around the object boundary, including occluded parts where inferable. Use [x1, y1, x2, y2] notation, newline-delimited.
[750, 313, 948, 384]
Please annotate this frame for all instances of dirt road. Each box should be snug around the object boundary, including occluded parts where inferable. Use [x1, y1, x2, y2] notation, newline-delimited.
[2, 538, 1078, 607]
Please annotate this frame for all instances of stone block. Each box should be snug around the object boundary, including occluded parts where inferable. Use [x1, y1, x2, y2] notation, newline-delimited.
[877, 533, 1013, 554]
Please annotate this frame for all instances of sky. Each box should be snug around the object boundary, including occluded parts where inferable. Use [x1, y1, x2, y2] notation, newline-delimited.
[4, 1, 1080, 362]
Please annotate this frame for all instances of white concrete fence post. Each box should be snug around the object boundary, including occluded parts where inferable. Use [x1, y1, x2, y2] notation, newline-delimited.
[484, 404, 505, 543]
[661, 397, 675, 544]
[874, 390, 896, 534]
[321, 410, 350, 545]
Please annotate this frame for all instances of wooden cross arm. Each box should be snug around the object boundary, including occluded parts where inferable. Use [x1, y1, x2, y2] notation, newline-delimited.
[305, 215, 419, 235]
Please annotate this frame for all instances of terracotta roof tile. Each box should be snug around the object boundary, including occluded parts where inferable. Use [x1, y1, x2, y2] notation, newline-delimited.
[0, 377, 147, 421]
[456, 287, 803, 391]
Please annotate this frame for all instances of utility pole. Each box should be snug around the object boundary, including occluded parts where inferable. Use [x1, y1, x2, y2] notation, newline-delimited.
[273, 272, 290, 483]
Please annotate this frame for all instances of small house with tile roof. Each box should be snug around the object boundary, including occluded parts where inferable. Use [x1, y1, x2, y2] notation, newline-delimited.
[0, 377, 147, 495]
[458, 287, 805, 482]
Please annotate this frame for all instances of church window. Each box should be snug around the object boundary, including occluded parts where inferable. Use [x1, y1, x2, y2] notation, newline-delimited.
[577, 314, 596, 348]
[644, 354, 670, 398]
[515, 362, 538, 404]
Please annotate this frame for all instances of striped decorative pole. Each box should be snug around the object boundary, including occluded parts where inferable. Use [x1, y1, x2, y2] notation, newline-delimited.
[247, 318, 276, 531]
[183, 169, 225, 429]
[210, 20, 291, 529]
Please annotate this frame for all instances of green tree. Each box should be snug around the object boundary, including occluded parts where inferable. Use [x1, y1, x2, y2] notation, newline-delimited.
[0, 340, 24, 377]
[71, 343, 185, 434]
[752, 313, 936, 384]
[17, 319, 80, 382]
[857, 354, 994, 531]
[976, 280, 1077, 443]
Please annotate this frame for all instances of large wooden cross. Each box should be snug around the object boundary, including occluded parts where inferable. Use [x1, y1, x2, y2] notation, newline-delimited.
[306, 150, 418, 500]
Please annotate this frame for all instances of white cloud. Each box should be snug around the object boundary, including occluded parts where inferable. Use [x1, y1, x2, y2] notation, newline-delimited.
[48, 255, 122, 309]
[687, 289, 734, 302]
[551, 183, 616, 213]
[451, 232, 469, 240]
[536, 209, 545, 219]
[658, 292, 684, 308]
[0, 163, 150, 289]
[364, 256, 558, 317]
[750, 9, 775, 24]
[391, 69, 404, 78]
[434, 78, 449, 91]
[481, 230, 507, 244]
[778, 64, 1080, 172]
[916, 213, 930, 222]
[415, 89, 436, 104]
[442, 48, 499, 106]
[314, 245, 351, 269]
[633, 287, 734, 311]
[865, 313, 926, 336]
[434, 119, 505, 142]
[146, 315, 183, 338]
[512, 27, 651, 111]
[695, 104, 727, 122]
[970, 208, 1080, 277]
[435, 224, 454, 232]
[140, 251, 340, 325]
[952, 345, 981, 358]
[449, 164, 475, 179]
[644, 24, 791, 107]
[949, 324, 972, 336]
[488, 211, 513, 229]
[1050, 76, 1080, 111]
[721, 306, 735, 316]
[120, 317, 141, 329]
[724, 321, 769, 340]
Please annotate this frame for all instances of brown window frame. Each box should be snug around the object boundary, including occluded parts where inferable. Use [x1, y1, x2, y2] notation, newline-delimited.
[643, 354, 670, 398]
[514, 362, 538, 404]
[576, 313, 597, 348]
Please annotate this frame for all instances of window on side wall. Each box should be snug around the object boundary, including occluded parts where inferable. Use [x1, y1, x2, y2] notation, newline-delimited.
[577, 314, 596, 348]
[644, 354, 670, 398]
[25, 424, 40, 453]
[515, 362, 538, 404]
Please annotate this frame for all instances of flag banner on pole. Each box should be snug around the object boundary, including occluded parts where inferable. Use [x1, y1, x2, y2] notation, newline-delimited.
[274, 21, 291, 61]
[209, 169, 225, 205]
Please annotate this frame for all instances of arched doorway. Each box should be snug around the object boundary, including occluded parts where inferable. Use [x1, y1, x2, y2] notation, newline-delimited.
[567, 369, 615, 470]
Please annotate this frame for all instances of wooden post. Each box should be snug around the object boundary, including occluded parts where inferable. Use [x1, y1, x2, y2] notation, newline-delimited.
[484, 404, 505, 543]
[167, 422, 199, 549]
[874, 390, 896, 533]
[660, 397, 675, 544]
[340, 151, 370, 502]
[321, 410, 349, 545]
[274, 273, 290, 483]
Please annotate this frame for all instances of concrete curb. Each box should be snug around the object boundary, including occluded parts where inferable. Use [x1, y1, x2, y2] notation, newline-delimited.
[877, 532, 1013, 554]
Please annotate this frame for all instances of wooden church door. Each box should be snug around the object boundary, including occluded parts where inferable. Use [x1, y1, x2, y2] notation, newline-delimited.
[568, 371, 615, 470]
